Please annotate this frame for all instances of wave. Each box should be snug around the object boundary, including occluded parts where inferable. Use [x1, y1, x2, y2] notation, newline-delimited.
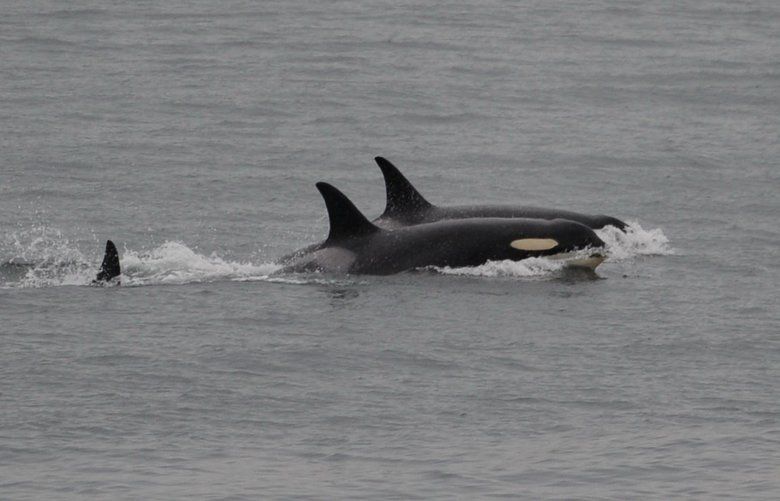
[432, 256, 567, 278]
[595, 220, 673, 260]
[119, 242, 280, 286]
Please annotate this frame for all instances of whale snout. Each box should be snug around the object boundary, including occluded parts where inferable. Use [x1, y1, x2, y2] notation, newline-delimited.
[589, 232, 606, 249]
[592, 215, 627, 231]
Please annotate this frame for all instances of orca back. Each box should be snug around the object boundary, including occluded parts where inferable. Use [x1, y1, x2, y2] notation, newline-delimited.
[375, 157, 432, 222]
[374, 157, 626, 231]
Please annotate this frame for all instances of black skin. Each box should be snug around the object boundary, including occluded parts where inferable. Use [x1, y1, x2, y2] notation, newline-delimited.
[281, 183, 605, 275]
[93, 240, 121, 285]
[377, 204, 627, 231]
[374, 156, 627, 231]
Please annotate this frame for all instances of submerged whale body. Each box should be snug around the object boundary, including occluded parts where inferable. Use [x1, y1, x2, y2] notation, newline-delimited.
[281, 183, 606, 275]
[373, 157, 627, 231]
[93, 240, 121, 285]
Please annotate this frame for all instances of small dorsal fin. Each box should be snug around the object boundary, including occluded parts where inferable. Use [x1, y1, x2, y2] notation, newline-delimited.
[316, 182, 380, 242]
[374, 157, 433, 219]
[95, 240, 121, 282]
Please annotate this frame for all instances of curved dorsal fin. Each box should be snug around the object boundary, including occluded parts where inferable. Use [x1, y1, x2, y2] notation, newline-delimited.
[96, 240, 121, 281]
[316, 182, 380, 242]
[374, 157, 432, 219]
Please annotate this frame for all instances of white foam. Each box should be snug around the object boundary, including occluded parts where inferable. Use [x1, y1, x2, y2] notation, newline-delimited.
[597, 221, 673, 261]
[1, 232, 283, 288]
[432, 256, 566, 278]
[120, 242, 281, 286]
[0, 226, 93, 288]
[2, 226, 86, 266]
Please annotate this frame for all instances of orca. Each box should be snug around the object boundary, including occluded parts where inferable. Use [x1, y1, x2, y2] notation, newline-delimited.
[93, 240, 121, 285]
[280, 183, 606, 275]
[373, 157, 627, 231]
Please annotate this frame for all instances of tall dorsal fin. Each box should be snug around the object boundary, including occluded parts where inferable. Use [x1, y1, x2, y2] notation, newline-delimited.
[316, 182, 380, 242]
[374, 157, 433, 219]
[95, 240, 121, 282]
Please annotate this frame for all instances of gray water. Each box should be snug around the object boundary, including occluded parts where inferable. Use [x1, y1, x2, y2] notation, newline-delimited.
[2, 1, 779, 499]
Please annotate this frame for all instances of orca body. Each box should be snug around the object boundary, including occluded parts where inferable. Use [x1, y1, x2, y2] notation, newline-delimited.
[373, 157, 627, 231]
[93, 240, 121, 285]
[281, 183, 606, 275]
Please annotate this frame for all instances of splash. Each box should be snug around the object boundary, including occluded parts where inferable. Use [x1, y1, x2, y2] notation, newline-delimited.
[119, 242, 280, 286]
[0, 232, 282, 288]
[596, 221, 673, 261]
[1, 225, 85, 266]
[432, 256, 566, 278]
[0, 226, 91, 287]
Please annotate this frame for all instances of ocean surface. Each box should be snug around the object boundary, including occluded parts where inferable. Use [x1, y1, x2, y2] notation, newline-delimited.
[1, 0, 778, 498]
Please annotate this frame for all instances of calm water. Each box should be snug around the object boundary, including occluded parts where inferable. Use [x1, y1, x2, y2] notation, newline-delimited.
[2, 1, 779, 499]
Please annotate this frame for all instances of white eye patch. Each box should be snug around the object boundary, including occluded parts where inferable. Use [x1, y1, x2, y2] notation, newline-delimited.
[510, 238, 559, 251]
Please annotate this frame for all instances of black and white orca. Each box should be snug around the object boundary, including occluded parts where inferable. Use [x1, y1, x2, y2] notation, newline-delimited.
[280, 183, 606, 275]
[373, 157, 627, 231]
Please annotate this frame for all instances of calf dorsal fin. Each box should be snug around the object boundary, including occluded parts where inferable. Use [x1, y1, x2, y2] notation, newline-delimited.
[95, 240, 121, 282]
[316, 182, 380, 242]
[374, 157, 432, 219]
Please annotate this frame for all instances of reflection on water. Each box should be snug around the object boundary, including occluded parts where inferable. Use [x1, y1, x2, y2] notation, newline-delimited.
[323, 286, 360, 302]
[558, 266, 602, 283]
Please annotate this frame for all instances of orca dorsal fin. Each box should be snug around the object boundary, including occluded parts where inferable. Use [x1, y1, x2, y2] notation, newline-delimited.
[95, 240, 121, 282]
[375, 157, 433, 219]
[316, 182, 380, 242]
